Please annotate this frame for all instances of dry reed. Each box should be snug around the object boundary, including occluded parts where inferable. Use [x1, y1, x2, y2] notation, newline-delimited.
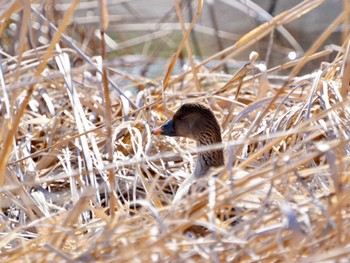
[1, 0, 350, 262]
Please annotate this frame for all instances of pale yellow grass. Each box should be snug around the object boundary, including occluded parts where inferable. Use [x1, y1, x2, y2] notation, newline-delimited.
[0, 0, 350, 262]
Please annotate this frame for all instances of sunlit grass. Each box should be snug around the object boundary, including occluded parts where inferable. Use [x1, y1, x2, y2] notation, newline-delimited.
[0, 0, 350, 261]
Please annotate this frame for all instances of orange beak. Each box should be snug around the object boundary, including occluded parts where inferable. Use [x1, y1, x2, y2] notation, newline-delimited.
[151, 126, 164, 135]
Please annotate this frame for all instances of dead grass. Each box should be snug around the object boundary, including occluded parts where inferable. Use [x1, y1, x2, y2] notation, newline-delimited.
[1, 0, 350, 262]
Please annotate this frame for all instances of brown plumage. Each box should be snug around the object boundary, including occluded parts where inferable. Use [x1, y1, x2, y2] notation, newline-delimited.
[152, 103, 224, 178]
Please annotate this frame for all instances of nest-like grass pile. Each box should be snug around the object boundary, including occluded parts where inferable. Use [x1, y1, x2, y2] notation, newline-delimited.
[1, 0, 350, 262]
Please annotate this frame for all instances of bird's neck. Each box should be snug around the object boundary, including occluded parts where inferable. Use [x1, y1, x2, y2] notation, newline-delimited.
[193, 135, 224, 178]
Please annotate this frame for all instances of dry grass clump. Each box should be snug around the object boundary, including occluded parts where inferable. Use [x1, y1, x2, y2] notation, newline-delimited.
[1, 0, 350, 262]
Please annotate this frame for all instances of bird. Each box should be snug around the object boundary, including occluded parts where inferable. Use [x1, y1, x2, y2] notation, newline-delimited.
[152, 103, 224, 178]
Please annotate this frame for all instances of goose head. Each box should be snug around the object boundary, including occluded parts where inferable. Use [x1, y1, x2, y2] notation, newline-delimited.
[152, 103, 224, 178]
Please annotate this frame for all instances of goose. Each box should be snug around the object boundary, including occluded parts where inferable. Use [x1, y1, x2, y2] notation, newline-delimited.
[152, 103, 224, 178]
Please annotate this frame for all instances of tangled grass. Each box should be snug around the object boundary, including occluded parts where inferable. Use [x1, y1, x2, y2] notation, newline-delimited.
[1, 0, 350, 262]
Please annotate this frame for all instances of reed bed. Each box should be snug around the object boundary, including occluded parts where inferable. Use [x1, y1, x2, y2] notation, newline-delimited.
[1, 0, 350, 262]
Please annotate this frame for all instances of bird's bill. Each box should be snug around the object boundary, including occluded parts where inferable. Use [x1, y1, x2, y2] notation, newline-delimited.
[151, 119, 176, 136]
